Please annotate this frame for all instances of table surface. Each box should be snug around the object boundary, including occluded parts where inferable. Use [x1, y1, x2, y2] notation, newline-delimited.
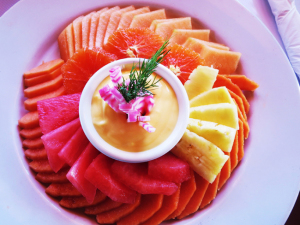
[1, 0, 300, 224]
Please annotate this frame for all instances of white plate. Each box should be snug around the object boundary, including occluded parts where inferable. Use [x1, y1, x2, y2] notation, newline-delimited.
[1, 0, 300, 224]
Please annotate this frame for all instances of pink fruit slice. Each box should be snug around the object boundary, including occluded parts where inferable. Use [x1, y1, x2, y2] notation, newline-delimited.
[95, 6, 120, 48]
[41, 118, 80, 172]
[118, 7, 150, 29]
[37, 93, 80, 134]
[130, 9, 166, 28]
[67, 143, 99, 203]
[58, 126, 90, 166]
[88, 7, 109, 49]
[82, 11, 95, 49]
[111, 161, 178, 195]
[103, 6, 135, 45]
[148, 153, 191, 183]
[73, 16, 84, 52]
[85, 154, 137, 204]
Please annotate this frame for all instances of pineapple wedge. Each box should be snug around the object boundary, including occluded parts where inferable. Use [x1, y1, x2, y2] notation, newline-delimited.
[187, 118, 236, 152]
[172, 129, 229, 183]
[190, 86, 234, 107]
[189, 103, 239, 129]
[184, 65, 218, 100]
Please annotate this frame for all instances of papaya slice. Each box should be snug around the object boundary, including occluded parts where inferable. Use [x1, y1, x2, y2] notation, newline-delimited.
[218, 152, 231, 190]
[35, 168, 69, 184]
[230, 133, 239, 172]
[96, 194, 141, 224]
[20, 126, 42, 139]
[18, 111, 39, 129]
[22, 137, 44, 149]
[24, 148, 47, 160]
[238, 119, 245, 162]
[46, 182, 82, 197]
[199, 173, 220, 209]
[223, 74, 259, 91]
[23, 59, 64, 79]
[85, 198, 123, 215]
[228, 89, 247, 120]
[116, 194, 163, 225]
[24, 67, 61, 87]
[29, 159, 53, 173]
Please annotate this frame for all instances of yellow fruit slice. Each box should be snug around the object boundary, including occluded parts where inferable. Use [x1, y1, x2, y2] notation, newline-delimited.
[183, 37, 230, 51]
[187, 118, 236, 152]
[189, 103, 239, 129]
[118, 7, 150, 29]
[189, 87, 234, 107]
[89, 8, 109, 49]
[130, 9, 166, 28]
[184, 65, 218, 100]
[169, 29, 210, 46]
[155, 17, 192, 39]
[172, 129, 229, 183]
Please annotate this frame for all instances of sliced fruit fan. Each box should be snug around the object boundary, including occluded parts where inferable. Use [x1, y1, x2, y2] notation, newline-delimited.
[18, 5, 258, 225]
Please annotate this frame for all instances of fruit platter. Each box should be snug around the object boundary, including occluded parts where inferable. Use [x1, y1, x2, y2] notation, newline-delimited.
[1, 0, 300, 225]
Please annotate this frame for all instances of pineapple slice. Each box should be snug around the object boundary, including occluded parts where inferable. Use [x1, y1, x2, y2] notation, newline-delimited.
[172, 129, 229, 183]
[190, 86, 234, 107]
[184, 65, 218, 100]
[187, 118, 236, 152]
[189, 103, 239, 129]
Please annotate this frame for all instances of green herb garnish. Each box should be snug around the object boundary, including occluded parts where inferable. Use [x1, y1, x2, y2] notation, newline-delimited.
[118, 40, 170, 103]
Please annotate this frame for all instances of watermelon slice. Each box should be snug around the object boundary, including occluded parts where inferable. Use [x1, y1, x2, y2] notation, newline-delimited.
[148, 153, 191, 183]
[67, 143, 99, 203]
[41, 118, 80, 172]
[85, 154, 137, 204]
[58, 126, 90, 166]
[37, 93, 80, 134]
[111, 162, 178, 195]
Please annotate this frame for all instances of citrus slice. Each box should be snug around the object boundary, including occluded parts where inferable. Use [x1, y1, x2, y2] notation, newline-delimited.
[104, 28, 164, 59]
[62, 48, 117, 94]
[161, 44, 204, 84]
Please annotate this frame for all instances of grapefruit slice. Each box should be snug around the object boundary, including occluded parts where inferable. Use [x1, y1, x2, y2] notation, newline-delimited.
[61, 48, 117, 94]
[95, 6, 120, 48]
[148, 153, 191, 183]
[104, 28, 164, 59]
[41, 118, 80, 172]
[72, 16, 84, 52]
[82, 11, 96, 49]
[103, 6, 135, 45]
[154, 17, 192, 39]
[161, 44, 204, 84]
[169, 29, 210, 45]
[118, 7, 150, 29]
[183, 37, 230, 51]
[85, 154, 137, 204]
[67, 143, 99, 204]
[37, 93, 80, 134]
[88, 7, 109, 49]
[111, 161, 178, 195]
[130, 9, 166, 28]
[23, 59, 64, 79]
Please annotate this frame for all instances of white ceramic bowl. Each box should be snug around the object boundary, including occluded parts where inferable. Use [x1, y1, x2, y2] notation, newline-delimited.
[79, 58, 189, 163]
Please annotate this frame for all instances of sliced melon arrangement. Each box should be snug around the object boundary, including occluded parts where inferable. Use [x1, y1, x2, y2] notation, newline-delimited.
[18, 5, 259, 225]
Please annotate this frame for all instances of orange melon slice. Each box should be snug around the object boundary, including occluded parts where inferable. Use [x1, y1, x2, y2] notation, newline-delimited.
[228, 89, 247, 120]
[23, 59, 64, 79]
[18, 111, 39, 129]
[35, 168, 69, 184]
[24, 148, 47, 160]
[238, 119, 245, 161]
[88, 7, 109, 49]
[65, 23, 75, 58]
[46, 182, 81, 197]
[82, 11, 96, 49]
[155, 17, 192, 39]
[117, 194, 163, 225]
[72, 16, 84, 52]
[149, 19, 169, 31]
[23, 138, 44, 149]
[29, 159, 53, 173]
[118, 7, 150, 30]
[20, 127, 42, 139]
[169, 29, 210, 46]
[177, 173, 209, 219]
[58, 29, 69, 62]
[95, 6, 120, 48]
[103, 6, 135, 45]
[141, 188, 180, 225]
[60, 190, 106, 208]
[130, 9, 166, 28]
[230, 133, 239, 172]
[183, 37, 230, 51]
[96, 194, 141, 224]
[24, 67, 61, 87]
[223, 74, 259, 91]
[199, 174, 220, 209]
[167, 169, 196, 220]
[218, 152, 231, 190]
[85, 198, 123, 215]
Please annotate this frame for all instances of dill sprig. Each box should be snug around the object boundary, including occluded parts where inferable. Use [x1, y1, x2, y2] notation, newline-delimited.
[118, 40, 170, 103]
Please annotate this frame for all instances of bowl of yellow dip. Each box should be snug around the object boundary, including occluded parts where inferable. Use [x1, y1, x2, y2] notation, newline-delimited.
[79, 58, 189, 163]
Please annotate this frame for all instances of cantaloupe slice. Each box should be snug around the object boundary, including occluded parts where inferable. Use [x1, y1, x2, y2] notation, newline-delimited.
[187, 118, 237, 152]
[35, 168, 69, 184]
[72, 16, 84, 52]
[218, 152, 231, 190]
[88, 8, 108, 49]
[130, 9, 166, 28]
[24, 75, 63, 98]
[24, 148, 47, 160]
[200, 45, 241, 74]
[18, 111, 39, 129]
[149, 19, 169, 31]
[169, 29, 210, 45]
[58, 29, 69, 62]
[190, 87, 235, 107]
[24, 67, 61, 87]
[223, 74, 259, 91]
[199, 173, 220, 209]
[189, 103, 239, 129]
[183, 37, 230, 51]
[23, 59, 64, 79]
[46, 182, 81, 197]
[95, 6, 120, 48]
[103, 6, 135, 45]
[82, 11, 96, 49]
[155, 17, 192, 39]
[118, 7, 150, 29]
[65, 23, 75, 58]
